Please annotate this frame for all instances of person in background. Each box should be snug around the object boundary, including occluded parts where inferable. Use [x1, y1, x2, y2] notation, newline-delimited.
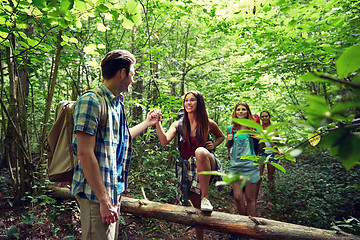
[226, 102, 260, 216]
[71, 50, 161, 240]
[154, 90, 225, 240]
[253, 114, 261, 156]
[259, 110, 278, 198]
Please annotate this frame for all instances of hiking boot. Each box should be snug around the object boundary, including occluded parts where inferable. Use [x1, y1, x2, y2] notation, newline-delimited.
[201, 197, 213, 212]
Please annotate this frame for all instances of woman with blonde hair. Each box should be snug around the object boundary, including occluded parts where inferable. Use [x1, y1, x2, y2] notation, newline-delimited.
[226, 102, 260, 216]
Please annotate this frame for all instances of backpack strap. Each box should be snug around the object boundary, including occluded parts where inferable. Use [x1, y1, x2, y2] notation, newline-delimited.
[228, 125, 233, 134]
[178, 117, 185, 145]
[84, 88, 108, 128]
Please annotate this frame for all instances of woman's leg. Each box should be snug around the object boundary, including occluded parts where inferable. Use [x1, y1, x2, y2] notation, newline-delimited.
[256, 163, 265, 200]
[245, 182, 258, 216]
[194, 147, 215, 199]
[267, 163, 276, 194]
[232, 183, 246, 215]
[189, 193, 204, 240]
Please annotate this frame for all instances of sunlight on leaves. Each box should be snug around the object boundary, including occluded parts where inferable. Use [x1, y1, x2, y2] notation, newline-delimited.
[96, 23, 108, 32]
[122, 17, 134, 29]
[97, 44, 105, 49]
[69, 37, 78, 44]
[83, 44, 98, 54]
[88, 59, 99, 68]
[75, 0, 87, 12]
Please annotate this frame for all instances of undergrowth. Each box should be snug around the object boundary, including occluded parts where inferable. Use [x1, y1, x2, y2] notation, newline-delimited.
[264, 148, 360, 231]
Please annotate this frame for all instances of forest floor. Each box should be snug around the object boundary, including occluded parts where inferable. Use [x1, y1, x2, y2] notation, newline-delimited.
[0, 183, 271, 240]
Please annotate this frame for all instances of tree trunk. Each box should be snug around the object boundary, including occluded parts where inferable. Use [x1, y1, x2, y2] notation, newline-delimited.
[39, 30, 63, 165]
[48, 187, 359, 240]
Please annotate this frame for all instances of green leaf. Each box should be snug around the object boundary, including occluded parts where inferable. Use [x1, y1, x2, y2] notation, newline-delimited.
[131, 13, 142, 25]
[122, 17, 134, 29]
[338, 134, 360, 170]
[288, 19, 296, 28]
[284, 154, 296, 162]
[269, 162, 286, 173]
[331, 101, 360, 115]
[199, 171, 226, 177]
[263, 4, 271, 12]
[60, 0, 73, 11]
[32, 0, 47, 9]
[0, 30, 9, 39]
[28, 38, 38, 47]
[75, 0, 87, 12]
[5, 225, 18, 238]
[126, 0, 140, 14]
[96, 3, 109, 12]
[235, 129, 258, 135]
[96, 22, 108, 32]
[300, 72, 328, 83]
[336, 45, 360, 78]
[232, 118, 262, 129]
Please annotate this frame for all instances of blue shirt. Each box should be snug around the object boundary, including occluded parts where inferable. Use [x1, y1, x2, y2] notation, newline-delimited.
[71, 83, 132, 205]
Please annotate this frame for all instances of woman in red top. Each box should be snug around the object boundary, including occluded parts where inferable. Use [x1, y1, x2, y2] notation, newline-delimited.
[155, 90, 224, 240]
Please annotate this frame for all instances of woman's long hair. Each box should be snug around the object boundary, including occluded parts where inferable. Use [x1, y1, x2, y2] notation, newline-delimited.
[182, 90, 209, 146]
[232, 102, 255, 129]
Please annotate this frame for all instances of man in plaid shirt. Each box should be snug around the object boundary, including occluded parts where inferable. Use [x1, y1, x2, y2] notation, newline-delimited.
[71, 50, 161, 240]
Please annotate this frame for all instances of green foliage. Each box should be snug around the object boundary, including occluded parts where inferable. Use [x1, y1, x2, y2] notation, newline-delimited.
[332, 216, 360, 235]
[336, 45, 360, 79]
[200, 170, 250, 189]
[299, 44, 360, 170]
[1, 0, 360, 236]
[268, 151, 360, 230]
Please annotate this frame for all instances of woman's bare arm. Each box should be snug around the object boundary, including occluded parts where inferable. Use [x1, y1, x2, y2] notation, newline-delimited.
[155, 120, 178, 145]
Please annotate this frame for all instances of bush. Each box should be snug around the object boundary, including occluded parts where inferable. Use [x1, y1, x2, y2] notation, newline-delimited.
[266, 149, 360, 231]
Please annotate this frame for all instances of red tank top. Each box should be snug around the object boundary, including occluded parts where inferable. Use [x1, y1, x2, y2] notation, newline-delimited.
[180, 136, 200, 160]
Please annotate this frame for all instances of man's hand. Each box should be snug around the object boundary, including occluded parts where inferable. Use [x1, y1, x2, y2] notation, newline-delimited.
[100, 200, 119, 225]
[147, 109, 162, 126]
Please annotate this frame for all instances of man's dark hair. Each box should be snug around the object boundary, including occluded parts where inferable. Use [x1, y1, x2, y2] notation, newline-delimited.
[101, 50, 136, 80]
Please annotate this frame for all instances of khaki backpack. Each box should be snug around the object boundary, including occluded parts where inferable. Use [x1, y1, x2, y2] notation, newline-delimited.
[43, 88, 107, 182]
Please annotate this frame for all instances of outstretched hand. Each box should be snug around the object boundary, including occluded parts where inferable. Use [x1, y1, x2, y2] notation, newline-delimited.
[147, 109, 162, 126]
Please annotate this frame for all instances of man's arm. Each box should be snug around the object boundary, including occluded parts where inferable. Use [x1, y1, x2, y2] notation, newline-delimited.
[76, 131, 119, 224]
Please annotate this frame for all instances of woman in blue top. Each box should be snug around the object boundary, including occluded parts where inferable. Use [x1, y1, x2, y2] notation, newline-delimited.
[226, 102, 260, 216]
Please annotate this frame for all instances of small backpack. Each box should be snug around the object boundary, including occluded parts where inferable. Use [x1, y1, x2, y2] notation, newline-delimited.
[43, 88, 107, 182]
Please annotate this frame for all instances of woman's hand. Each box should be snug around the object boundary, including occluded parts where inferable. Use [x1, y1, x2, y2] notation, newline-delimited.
[147, 109, 162, 126]
[227, 134, 233, 141]
[205, 140, 214, 151]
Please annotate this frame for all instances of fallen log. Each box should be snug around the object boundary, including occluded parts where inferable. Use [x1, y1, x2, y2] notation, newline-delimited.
[47, 186, 360, 240]
[121, 197, 359, 240]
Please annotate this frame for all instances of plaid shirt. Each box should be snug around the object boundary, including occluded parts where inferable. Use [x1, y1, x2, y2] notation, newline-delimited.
[71, 83, 132, 205]
[176, 153, 222, 205]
